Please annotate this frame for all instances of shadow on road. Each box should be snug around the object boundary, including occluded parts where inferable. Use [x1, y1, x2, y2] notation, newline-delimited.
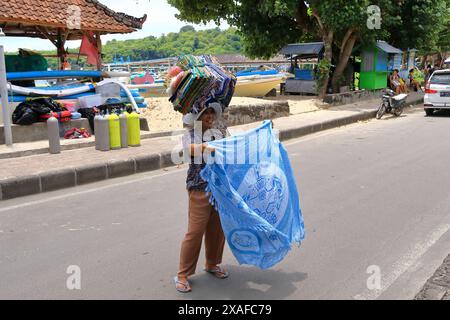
[185, 266, 308, 300]
[377, 105, 426, 121]
[429, 109, 450, 117]
[378, 114, 408, 121]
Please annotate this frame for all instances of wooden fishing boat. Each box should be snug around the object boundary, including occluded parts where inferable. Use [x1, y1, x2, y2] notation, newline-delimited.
[234, 74, 284, 97]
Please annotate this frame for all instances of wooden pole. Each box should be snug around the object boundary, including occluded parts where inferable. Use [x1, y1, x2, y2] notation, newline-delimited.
[56, 28, 68, 70]
[95, 32, 102, 71]
[57, 29, 62, 70]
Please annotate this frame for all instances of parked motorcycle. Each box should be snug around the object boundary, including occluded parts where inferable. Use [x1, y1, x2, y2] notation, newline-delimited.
[376, 89, 408, 119]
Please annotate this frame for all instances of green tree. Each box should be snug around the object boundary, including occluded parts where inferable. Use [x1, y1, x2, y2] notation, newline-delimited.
[12, 27, 243, 69]
[388, 0, 447, 52]
[168, 0, 447, 95]
[101, 27, 243, 62]
[379, 1, 449, 68]
[180, 25, 196, 33]
[168, 0, 371, 94]
[437, 19, 450, 55]
[192, 37, 200, 51]
[433, 5, 450, 65]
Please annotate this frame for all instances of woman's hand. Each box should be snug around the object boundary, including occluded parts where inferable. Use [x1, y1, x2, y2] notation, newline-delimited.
[202, 143, 216, 154]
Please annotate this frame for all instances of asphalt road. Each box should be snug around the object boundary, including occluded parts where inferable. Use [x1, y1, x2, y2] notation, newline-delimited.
[1, 107, 450, 300]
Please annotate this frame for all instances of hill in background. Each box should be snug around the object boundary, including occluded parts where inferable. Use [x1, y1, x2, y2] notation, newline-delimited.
[103, 26, 243, 62]
[10, 26, 243, 70]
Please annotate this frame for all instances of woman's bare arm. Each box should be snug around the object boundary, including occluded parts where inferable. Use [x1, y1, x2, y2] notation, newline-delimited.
[188, 143, 215, 156]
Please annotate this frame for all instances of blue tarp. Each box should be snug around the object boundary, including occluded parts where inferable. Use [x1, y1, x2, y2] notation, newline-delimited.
[236, 69, 280, 77]
[6, 70, 103, 81]
[201, 120, 305, 269]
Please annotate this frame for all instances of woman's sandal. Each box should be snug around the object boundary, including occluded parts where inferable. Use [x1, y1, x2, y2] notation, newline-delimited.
[204, 266, 229, 279]
[173, 276, 192, 293]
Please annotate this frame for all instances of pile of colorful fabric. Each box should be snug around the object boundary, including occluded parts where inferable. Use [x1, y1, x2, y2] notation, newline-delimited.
[64, 127, 91, 139]
[166, 55, 236, 116]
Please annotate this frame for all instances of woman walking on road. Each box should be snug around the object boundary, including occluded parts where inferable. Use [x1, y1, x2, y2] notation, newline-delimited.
[174, 102, 229, 293]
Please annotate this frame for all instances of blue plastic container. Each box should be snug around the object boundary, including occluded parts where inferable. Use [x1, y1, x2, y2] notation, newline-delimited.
[295, 69, 314, 81]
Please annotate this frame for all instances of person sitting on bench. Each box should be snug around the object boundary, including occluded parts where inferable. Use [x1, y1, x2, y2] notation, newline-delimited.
[389, 69, 407, 94]
[408, 69, 422, 92]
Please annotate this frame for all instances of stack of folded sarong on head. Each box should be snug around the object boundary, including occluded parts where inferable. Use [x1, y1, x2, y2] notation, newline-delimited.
[167, 55, 236, 115]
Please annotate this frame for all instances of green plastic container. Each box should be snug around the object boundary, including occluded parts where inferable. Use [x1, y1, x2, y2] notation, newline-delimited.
[360, 71, 389, 90]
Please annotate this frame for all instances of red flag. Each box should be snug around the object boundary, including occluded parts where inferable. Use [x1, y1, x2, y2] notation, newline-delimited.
[80, 32, 99, 66]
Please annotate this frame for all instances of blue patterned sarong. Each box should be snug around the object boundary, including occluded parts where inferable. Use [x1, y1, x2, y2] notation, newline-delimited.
[201, 120, 305, 269]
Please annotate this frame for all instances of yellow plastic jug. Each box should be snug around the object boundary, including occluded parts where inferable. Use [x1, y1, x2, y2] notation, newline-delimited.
[108, 113, 121, 150]
[127, 111, 141, 147]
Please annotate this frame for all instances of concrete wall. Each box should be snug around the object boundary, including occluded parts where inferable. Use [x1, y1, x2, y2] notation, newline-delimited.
[0, 116, 150, 145]
[1, 102, 288, 145]
[0, 102, 19, 126]
[0, 119, 92, 144]
[224, 101, 290, 126]
[323, 89, 385, 106]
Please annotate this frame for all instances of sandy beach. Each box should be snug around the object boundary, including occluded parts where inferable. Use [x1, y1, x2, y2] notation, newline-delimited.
[141, 95, 323, 132]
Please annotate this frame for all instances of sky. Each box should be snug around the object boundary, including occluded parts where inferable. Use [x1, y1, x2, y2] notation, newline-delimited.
[0, 0, 228, 52]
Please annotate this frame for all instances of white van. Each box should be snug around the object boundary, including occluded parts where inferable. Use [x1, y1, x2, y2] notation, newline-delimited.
[424, 69, 450, 116]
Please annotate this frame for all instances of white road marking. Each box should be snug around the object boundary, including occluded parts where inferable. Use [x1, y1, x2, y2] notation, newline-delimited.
[354, 222, 450, 300]
[0, 168, 184, 213]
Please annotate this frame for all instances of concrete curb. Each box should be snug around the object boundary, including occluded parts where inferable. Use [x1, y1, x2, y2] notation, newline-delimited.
[0, 175, 41, 200]
[40, 169, 76, 193]
[279, 110, 378, 141]
[415, 253, 450, 300]
[0, 129, 188, 160]
[75, 163, 108, 185]
[0, 99, 424, 201]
